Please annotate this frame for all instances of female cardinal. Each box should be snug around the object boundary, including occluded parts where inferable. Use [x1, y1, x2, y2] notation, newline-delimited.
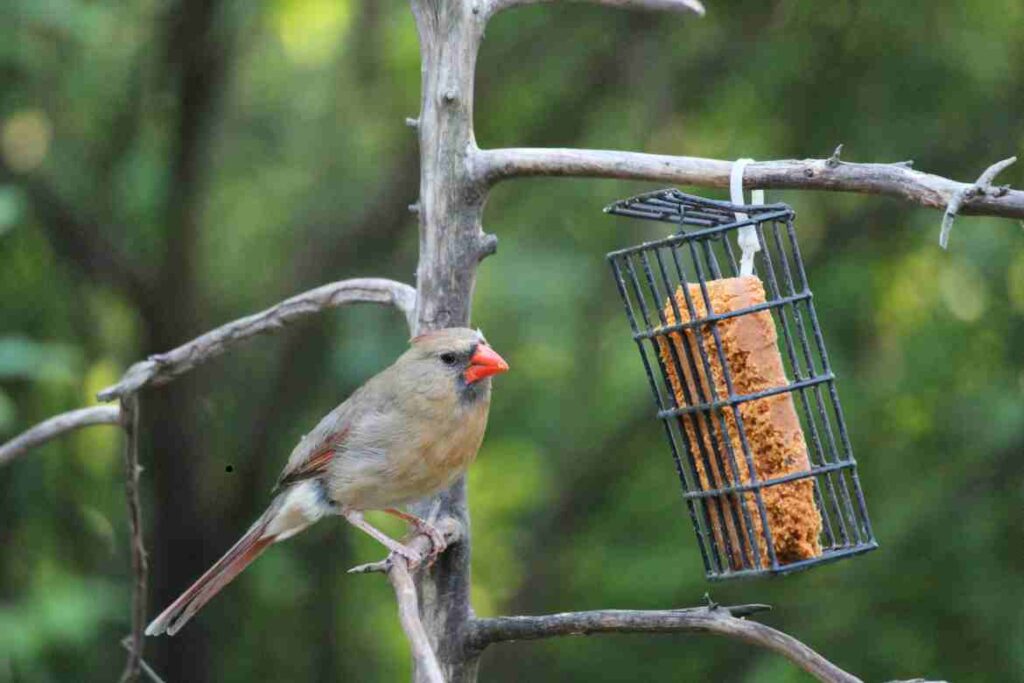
[145, 328, 508, 636]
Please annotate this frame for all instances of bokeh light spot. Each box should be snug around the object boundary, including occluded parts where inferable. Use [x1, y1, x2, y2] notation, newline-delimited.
[938, 260, 987, 322]
[1, 110, 52, 173]
[272, 0, 352, 66]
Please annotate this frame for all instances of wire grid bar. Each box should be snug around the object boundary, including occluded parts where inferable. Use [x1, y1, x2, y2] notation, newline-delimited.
[707, 542, 879, 582]
[606, 190, 876, 580]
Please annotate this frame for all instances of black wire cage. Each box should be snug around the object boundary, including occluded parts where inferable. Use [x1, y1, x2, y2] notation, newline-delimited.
[606, 189, 877, 581]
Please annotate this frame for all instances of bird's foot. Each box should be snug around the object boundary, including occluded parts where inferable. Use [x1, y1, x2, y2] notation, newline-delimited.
[342, 508, 426, 568]
[390, 541, 425, 568]
[382, 507, 448, 568]
[409, 519, 447, 566]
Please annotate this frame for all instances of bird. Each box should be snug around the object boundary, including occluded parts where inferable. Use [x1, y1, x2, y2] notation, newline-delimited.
[145, 327, 509, 636]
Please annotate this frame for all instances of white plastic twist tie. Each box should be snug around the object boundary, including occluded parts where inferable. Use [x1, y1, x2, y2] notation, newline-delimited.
[730, 158, 762, 277]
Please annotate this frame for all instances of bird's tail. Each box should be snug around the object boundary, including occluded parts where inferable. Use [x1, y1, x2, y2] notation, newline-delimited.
[145, 481, 327, 636]
[145, 515, 277, 637]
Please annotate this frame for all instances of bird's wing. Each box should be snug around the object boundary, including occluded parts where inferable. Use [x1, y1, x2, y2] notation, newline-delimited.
[273, 401, 355, 493]
[272, 433, 347, 492]
[272, 367, 403, 493]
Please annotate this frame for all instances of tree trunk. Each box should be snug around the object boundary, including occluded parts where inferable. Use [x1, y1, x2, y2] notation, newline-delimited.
[409, 1, 493, 680]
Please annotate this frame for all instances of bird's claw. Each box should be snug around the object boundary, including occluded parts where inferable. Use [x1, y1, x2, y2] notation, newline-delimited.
[410, 519, 447, 568]
[393, 542, 424, 567]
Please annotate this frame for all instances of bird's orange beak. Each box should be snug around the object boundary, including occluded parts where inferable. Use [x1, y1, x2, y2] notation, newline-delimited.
[464, 344, 509, 384]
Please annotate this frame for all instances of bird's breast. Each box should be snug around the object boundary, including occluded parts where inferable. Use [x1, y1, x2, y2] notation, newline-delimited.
[398, 404, 488, 491]
[329, 400, 490, 510]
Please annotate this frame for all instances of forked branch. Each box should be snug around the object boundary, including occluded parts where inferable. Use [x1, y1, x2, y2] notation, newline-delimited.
[472, 148, 1024, 220]
[98, 278, 417, 401]
[468, 605, 862, 683]
[939, 156, 1017, 247]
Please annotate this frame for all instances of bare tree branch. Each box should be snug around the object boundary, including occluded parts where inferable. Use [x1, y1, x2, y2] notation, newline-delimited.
[0, 406, 122, 467]
[471, 147, 1024, 220]
[487, 0, 706, 18]
[119, 396, 147, 683]
[120, 637, 166, 683]
[388, 558, 446, 683]
[939, 156, 1017, 248]
[347, 517, 464, 683]
[98, 278, 417, 401]
[468, 606, 862, 683]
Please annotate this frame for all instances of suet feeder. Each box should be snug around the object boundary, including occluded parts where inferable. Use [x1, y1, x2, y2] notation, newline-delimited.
[606, 189, 877, 580]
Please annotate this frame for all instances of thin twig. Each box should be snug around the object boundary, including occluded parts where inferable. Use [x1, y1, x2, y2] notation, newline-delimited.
[98, 278, 417, 401]
[940, 156, 1017, 248]
[0, 406, 121, 467]
[487, 0, 705, 17]
[468, 605, 860, 683]
[118, 396, 147, 683]
[472, 147, 1024, 221]
[389, 558, 445, 683]
[120, 637, 166, 683]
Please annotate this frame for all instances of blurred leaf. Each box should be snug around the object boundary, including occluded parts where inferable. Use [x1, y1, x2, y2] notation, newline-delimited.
[0, 336, 81, 383]
[0, 576, 120, 661]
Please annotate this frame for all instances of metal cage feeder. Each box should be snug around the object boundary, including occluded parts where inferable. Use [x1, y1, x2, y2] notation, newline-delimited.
[606, 189, 877, 581]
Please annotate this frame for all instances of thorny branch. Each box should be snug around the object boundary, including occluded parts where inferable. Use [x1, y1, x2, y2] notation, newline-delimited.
[98, 278, 417, 401]
[0, 406, 122, 467]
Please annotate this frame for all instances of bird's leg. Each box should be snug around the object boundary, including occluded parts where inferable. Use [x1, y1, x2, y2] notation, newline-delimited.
[341, 509, 423, 566]
[383, 507, 448, 561]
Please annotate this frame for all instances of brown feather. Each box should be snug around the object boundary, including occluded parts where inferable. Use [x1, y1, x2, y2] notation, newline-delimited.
[274, 427, 348, 492]
[145, 515, 277, 636]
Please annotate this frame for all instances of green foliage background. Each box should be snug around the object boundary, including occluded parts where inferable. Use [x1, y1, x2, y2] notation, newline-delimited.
[1, 1, 1022, 681]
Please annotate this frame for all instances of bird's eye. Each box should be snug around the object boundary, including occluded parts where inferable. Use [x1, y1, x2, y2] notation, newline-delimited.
[440, 352, 459, 366]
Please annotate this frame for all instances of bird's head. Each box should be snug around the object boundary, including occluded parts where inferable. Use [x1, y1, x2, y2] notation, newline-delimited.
[404, 327, 509, 402]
